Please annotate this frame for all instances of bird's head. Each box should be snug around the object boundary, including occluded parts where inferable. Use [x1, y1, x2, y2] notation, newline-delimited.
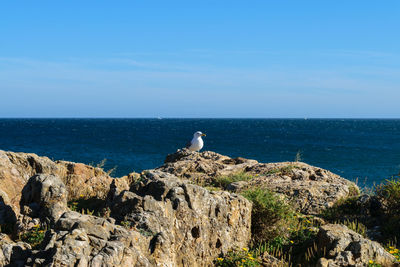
[194, 131, 206, 138]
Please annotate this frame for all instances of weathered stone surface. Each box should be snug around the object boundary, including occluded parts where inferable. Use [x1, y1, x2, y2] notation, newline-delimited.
[111, 169, 252, 266]
[26, 211, 151, 267]
[160, 149, 258, 185]
[0, 233, 31, 266]
[0, 150, 133, 216]
[316, 224, 398, 267]
[159, 150, 358, 214]
[261, 252, 285, 267]
[245, 162, 358, 215]
[21, 174, 68, 223]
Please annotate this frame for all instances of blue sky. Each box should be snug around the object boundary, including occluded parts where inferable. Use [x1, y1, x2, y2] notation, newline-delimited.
[1, 1, 399, 118]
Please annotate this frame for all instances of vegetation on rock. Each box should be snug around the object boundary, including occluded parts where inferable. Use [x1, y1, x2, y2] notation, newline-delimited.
[67, 195, 105, 216]
[242, 188, 296, 244]
[19, 225, 46, 249]
[213, 172, 253, 189]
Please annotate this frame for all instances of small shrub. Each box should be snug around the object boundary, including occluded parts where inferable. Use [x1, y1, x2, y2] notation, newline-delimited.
[348, 184, 360, 197]
[215, 248, 260, 267]
[294, 151, 302, 162]
[321, 196, 361, 221]
[242, 188, 296, 244]
[376, 178, 400, 217]
[375, 178, 400, 241]
[20, 225, 46, 249]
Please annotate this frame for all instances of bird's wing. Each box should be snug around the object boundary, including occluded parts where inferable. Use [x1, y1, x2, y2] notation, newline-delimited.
[185, 140, 192, 148]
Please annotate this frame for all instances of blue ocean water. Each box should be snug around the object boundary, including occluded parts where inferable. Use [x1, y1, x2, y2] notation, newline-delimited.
[0, 119, 399, 187]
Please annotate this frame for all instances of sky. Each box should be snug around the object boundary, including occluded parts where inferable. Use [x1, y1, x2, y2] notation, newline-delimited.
[1, 1, 399, 118]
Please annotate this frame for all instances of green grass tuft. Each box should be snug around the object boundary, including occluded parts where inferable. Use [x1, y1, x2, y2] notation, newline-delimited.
[213, 172, 254, 189]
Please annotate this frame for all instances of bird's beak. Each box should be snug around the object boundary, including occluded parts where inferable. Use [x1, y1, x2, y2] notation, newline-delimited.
[202, 133, 206, 136]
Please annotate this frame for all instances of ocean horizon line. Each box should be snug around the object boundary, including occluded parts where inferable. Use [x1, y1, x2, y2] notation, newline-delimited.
[1, 117, 400, 120]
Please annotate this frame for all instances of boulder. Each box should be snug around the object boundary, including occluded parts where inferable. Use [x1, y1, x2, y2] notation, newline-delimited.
[20, 174, 68, 223]
[159, 150, 358, 214]
[316, 224, 398, 266]
[110, 169, 253, 266]
[244, 162, 358, 214]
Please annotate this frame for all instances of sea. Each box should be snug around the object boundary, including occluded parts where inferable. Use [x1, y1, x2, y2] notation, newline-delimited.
[0, 119, 399, 187]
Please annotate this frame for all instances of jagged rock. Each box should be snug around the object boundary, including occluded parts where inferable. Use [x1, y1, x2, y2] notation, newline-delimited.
[159, 150, 358, 214]
[160, 149, 258, 184]
[21, 174, 68, 223]
[26, 211, 151, 267]
[110, 169, 252, 266]
[0, 233, 31, 266]
[0, 150, 134, 216]
[316, 224, 398, 267]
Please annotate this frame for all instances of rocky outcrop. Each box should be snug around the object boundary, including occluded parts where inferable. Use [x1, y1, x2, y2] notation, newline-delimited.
[159, 149, 358, 215]
[316, 224, 398, 267]
[26, 211, 151, 267]
[0, 150, 133, 216]
[0, 150, 252, 266]
[161, 149, 258, 185]
[1, 149, 390, 266]
[243, 162, 357, 215]
[110, 169, 252, 266]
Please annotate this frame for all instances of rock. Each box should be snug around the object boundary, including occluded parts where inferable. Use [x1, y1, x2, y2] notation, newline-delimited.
[20, 174, 68, 223]
[160, 149, 258, 185]
[0, 189, 17, 229]
[0, 150, 134, 216]
[159, 150, 358, 214]
[316, 224, 398, 266]
[261, 252, 286, 267]
[0, 233, 31, 266]
[245, 162, 358, 214]
[27, 211, 151, 267]
[111, 169, 252, 266]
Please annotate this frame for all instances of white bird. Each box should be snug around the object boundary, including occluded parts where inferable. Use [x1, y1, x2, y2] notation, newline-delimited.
[186, 131, 206, 151]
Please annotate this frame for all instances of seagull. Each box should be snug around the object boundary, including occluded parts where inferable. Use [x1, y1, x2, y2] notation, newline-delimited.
[186, 131, 206, 151]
